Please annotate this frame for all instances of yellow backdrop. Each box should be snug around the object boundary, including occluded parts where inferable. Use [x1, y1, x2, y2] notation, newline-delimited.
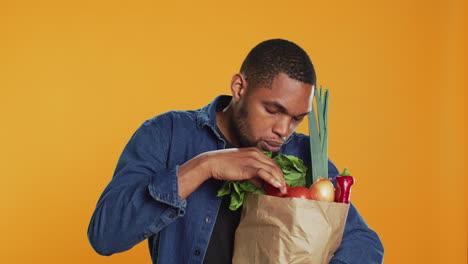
[1, 0, 466, 263]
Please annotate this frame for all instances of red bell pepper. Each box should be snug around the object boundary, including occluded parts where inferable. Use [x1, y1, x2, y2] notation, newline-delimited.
[334, 168, 355, 204]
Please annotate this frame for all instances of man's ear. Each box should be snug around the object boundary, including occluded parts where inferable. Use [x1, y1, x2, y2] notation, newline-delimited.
[230, 73, 248, 102]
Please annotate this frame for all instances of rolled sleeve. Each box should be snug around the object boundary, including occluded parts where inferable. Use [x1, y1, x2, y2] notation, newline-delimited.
[148, 166, 187, 211]
[147, 166, 187, 234]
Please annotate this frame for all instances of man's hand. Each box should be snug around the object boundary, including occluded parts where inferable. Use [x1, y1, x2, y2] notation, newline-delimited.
[177, 148, 286, 200]
[205, 148, 286, 189]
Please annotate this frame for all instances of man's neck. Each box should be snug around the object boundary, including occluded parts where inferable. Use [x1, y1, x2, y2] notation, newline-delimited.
[215, 103, 239, 147]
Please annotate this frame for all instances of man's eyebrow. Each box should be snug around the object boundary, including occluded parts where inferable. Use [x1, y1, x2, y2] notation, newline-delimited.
[264, 101, 310, 118]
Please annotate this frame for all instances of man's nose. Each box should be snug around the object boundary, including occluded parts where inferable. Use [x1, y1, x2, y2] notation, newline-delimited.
[273, 116, 293, 139]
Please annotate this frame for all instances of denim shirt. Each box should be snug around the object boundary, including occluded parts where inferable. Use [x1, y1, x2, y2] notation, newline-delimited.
[88, 95, 384, 264]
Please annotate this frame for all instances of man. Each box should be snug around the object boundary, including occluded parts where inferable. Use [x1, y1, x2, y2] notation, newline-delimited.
[88, 39, 384, 263]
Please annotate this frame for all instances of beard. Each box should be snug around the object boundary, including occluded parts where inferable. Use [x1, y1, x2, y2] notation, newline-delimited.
[231, 103, 287, 152]
[232, 106, 257, 148]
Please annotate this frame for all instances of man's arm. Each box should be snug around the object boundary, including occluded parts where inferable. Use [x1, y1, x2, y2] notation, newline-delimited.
[87, 118, 185, 256]
[327, 161, 384, 263]
[330, 203, 384, 264]
[178, 147, 287, 200]
[88, 117, 286, 256]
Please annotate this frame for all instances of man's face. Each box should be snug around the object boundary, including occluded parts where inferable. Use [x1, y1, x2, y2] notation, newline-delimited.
[233, 72, 314, 152]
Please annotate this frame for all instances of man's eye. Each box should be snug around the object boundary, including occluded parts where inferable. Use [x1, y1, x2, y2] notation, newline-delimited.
[293, 116, 304, 122]
[265, 107, 276, 114]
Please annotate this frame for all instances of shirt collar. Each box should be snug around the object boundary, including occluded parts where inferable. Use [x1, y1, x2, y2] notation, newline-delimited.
[196, 95, 232, 131]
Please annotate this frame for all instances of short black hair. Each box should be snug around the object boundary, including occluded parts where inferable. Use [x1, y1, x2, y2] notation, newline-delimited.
[240, 39, 316, 89]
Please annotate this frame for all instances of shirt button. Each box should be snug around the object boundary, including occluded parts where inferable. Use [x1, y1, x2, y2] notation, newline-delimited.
[194, 249, 201, 256]
[205, 217, 211, 223]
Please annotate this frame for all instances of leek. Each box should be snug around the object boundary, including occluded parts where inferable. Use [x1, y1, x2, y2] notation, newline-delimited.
[308, 86, 329, 185]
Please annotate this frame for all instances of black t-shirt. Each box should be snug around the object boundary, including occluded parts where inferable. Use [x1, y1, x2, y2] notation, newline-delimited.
[203, 195, 241, 264]
[203, 129, 242, 264]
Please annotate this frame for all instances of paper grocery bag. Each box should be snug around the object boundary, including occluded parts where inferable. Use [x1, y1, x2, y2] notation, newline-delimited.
[232, 193, 349, 264]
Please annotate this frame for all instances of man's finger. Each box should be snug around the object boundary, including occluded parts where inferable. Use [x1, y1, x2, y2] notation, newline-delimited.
[246, 149, 285, 186]
[249, 178, 263, 189]
[256, 168, 283, 189]
[253, 151, 284, 178]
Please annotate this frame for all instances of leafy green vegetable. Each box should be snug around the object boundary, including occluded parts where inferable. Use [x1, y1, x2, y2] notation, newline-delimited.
[216, 152, 308, 211]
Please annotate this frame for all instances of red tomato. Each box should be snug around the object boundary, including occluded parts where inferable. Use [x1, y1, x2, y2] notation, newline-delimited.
[285, 186, 312, 200]
[264, 182, 290, 197]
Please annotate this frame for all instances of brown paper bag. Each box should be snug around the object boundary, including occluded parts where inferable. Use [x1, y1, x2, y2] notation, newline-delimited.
[232, 193, 349, 264]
